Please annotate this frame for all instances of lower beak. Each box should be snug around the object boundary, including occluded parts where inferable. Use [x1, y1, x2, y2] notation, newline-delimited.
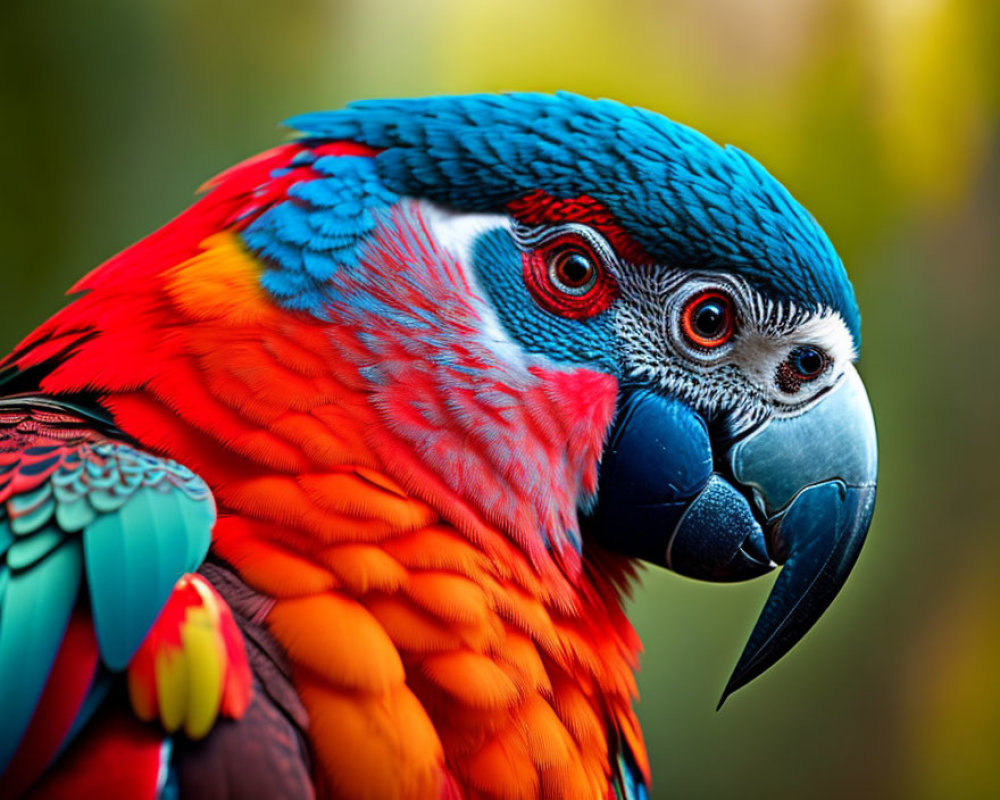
[591, 366, 877, 703]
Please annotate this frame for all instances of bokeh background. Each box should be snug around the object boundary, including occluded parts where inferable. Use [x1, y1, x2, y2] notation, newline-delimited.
[2, 1, 998, 797]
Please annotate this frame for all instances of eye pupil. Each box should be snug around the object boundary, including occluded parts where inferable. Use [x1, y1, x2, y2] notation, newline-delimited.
[681, 291, 734, 348]
[556, 252, 594, 287]
[693, 301, 726, 337]
[548, 248, 598, 295]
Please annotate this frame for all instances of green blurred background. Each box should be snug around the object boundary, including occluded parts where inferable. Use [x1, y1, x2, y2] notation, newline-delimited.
[2, 1, 998, 797]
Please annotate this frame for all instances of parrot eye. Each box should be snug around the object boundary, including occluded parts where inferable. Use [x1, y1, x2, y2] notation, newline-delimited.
[776, 346, 830, 393]
[548, 248, 598, 295]
[520, 227, 618, 320]
[681, 291, 734, 349]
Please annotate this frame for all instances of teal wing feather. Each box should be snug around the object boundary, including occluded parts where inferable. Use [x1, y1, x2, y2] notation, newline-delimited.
[78, 447, 214, 670]
[0, 401, 215, 775]
[0, 536, 82, 773]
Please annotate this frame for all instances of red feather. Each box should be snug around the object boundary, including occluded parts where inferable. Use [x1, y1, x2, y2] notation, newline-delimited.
[26, 707, 164, 800]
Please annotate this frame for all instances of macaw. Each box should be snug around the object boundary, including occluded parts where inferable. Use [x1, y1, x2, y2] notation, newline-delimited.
[0, 93, 876, 799]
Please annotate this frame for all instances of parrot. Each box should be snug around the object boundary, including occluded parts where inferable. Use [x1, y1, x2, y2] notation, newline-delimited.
[0, 93, 877, 800]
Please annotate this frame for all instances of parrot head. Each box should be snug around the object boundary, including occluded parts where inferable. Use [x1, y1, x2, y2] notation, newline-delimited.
[236, 92, 876, 704]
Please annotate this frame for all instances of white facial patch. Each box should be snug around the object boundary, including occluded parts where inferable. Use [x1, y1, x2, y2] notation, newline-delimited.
[422, 203, 512, 268]
[420, 202, 531, 372]
[734, 307, 857, 411]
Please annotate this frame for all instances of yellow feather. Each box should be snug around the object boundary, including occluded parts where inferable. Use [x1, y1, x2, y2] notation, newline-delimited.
[154, 646, 189, 734]
[179, 605, 225, 739]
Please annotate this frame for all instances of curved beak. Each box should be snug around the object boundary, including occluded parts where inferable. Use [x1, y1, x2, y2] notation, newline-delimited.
[719, 365, 877, 705]
[591, 365, 877, 704]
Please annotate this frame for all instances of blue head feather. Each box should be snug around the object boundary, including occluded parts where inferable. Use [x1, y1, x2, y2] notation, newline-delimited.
[287, 92, 860, 345]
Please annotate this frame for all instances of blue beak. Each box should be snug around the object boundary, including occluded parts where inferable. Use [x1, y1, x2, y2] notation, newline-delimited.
[590, 366, 877, 704]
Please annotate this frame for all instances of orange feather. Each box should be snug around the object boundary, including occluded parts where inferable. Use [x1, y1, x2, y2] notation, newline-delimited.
[366, 596, 465, 654]
[212, 531, 339, 598]
[316, 544, 408, 595]
[462, 727, 540, 800]
[405, 572, 492, 627]
[267, 593, 404, 693]
[421, 650, 521, 710]
[498, 630, 552, 695]
[300, 680, 443, 800]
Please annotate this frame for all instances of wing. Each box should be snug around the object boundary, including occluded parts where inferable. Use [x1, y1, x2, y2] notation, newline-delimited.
[0, 396, 214, 790]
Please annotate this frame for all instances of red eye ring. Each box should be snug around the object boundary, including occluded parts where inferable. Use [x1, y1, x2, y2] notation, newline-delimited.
[522, 235, 617, 320]
[681, 291, 734, 349]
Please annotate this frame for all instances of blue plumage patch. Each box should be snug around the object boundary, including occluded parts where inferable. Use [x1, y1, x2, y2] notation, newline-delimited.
[287, 92, 861, 345]
[242, 155, 399, 317]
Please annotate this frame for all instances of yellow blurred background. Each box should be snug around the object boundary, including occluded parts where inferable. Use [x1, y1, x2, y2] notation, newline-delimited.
[2, 1, 998, 797]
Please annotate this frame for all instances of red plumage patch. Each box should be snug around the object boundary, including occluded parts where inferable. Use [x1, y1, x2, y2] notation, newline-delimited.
[3, 139, 379, 388]
[507, 190, 651, 265]
[25, 707, 164, 800]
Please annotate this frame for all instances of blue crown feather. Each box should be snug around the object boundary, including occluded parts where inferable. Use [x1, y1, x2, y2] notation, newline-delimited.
[288, 92, 860, 345]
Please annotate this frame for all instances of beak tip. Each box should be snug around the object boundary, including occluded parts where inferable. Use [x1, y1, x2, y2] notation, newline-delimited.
[716, 655, 756, 710]
[718, 480, 876, 706]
